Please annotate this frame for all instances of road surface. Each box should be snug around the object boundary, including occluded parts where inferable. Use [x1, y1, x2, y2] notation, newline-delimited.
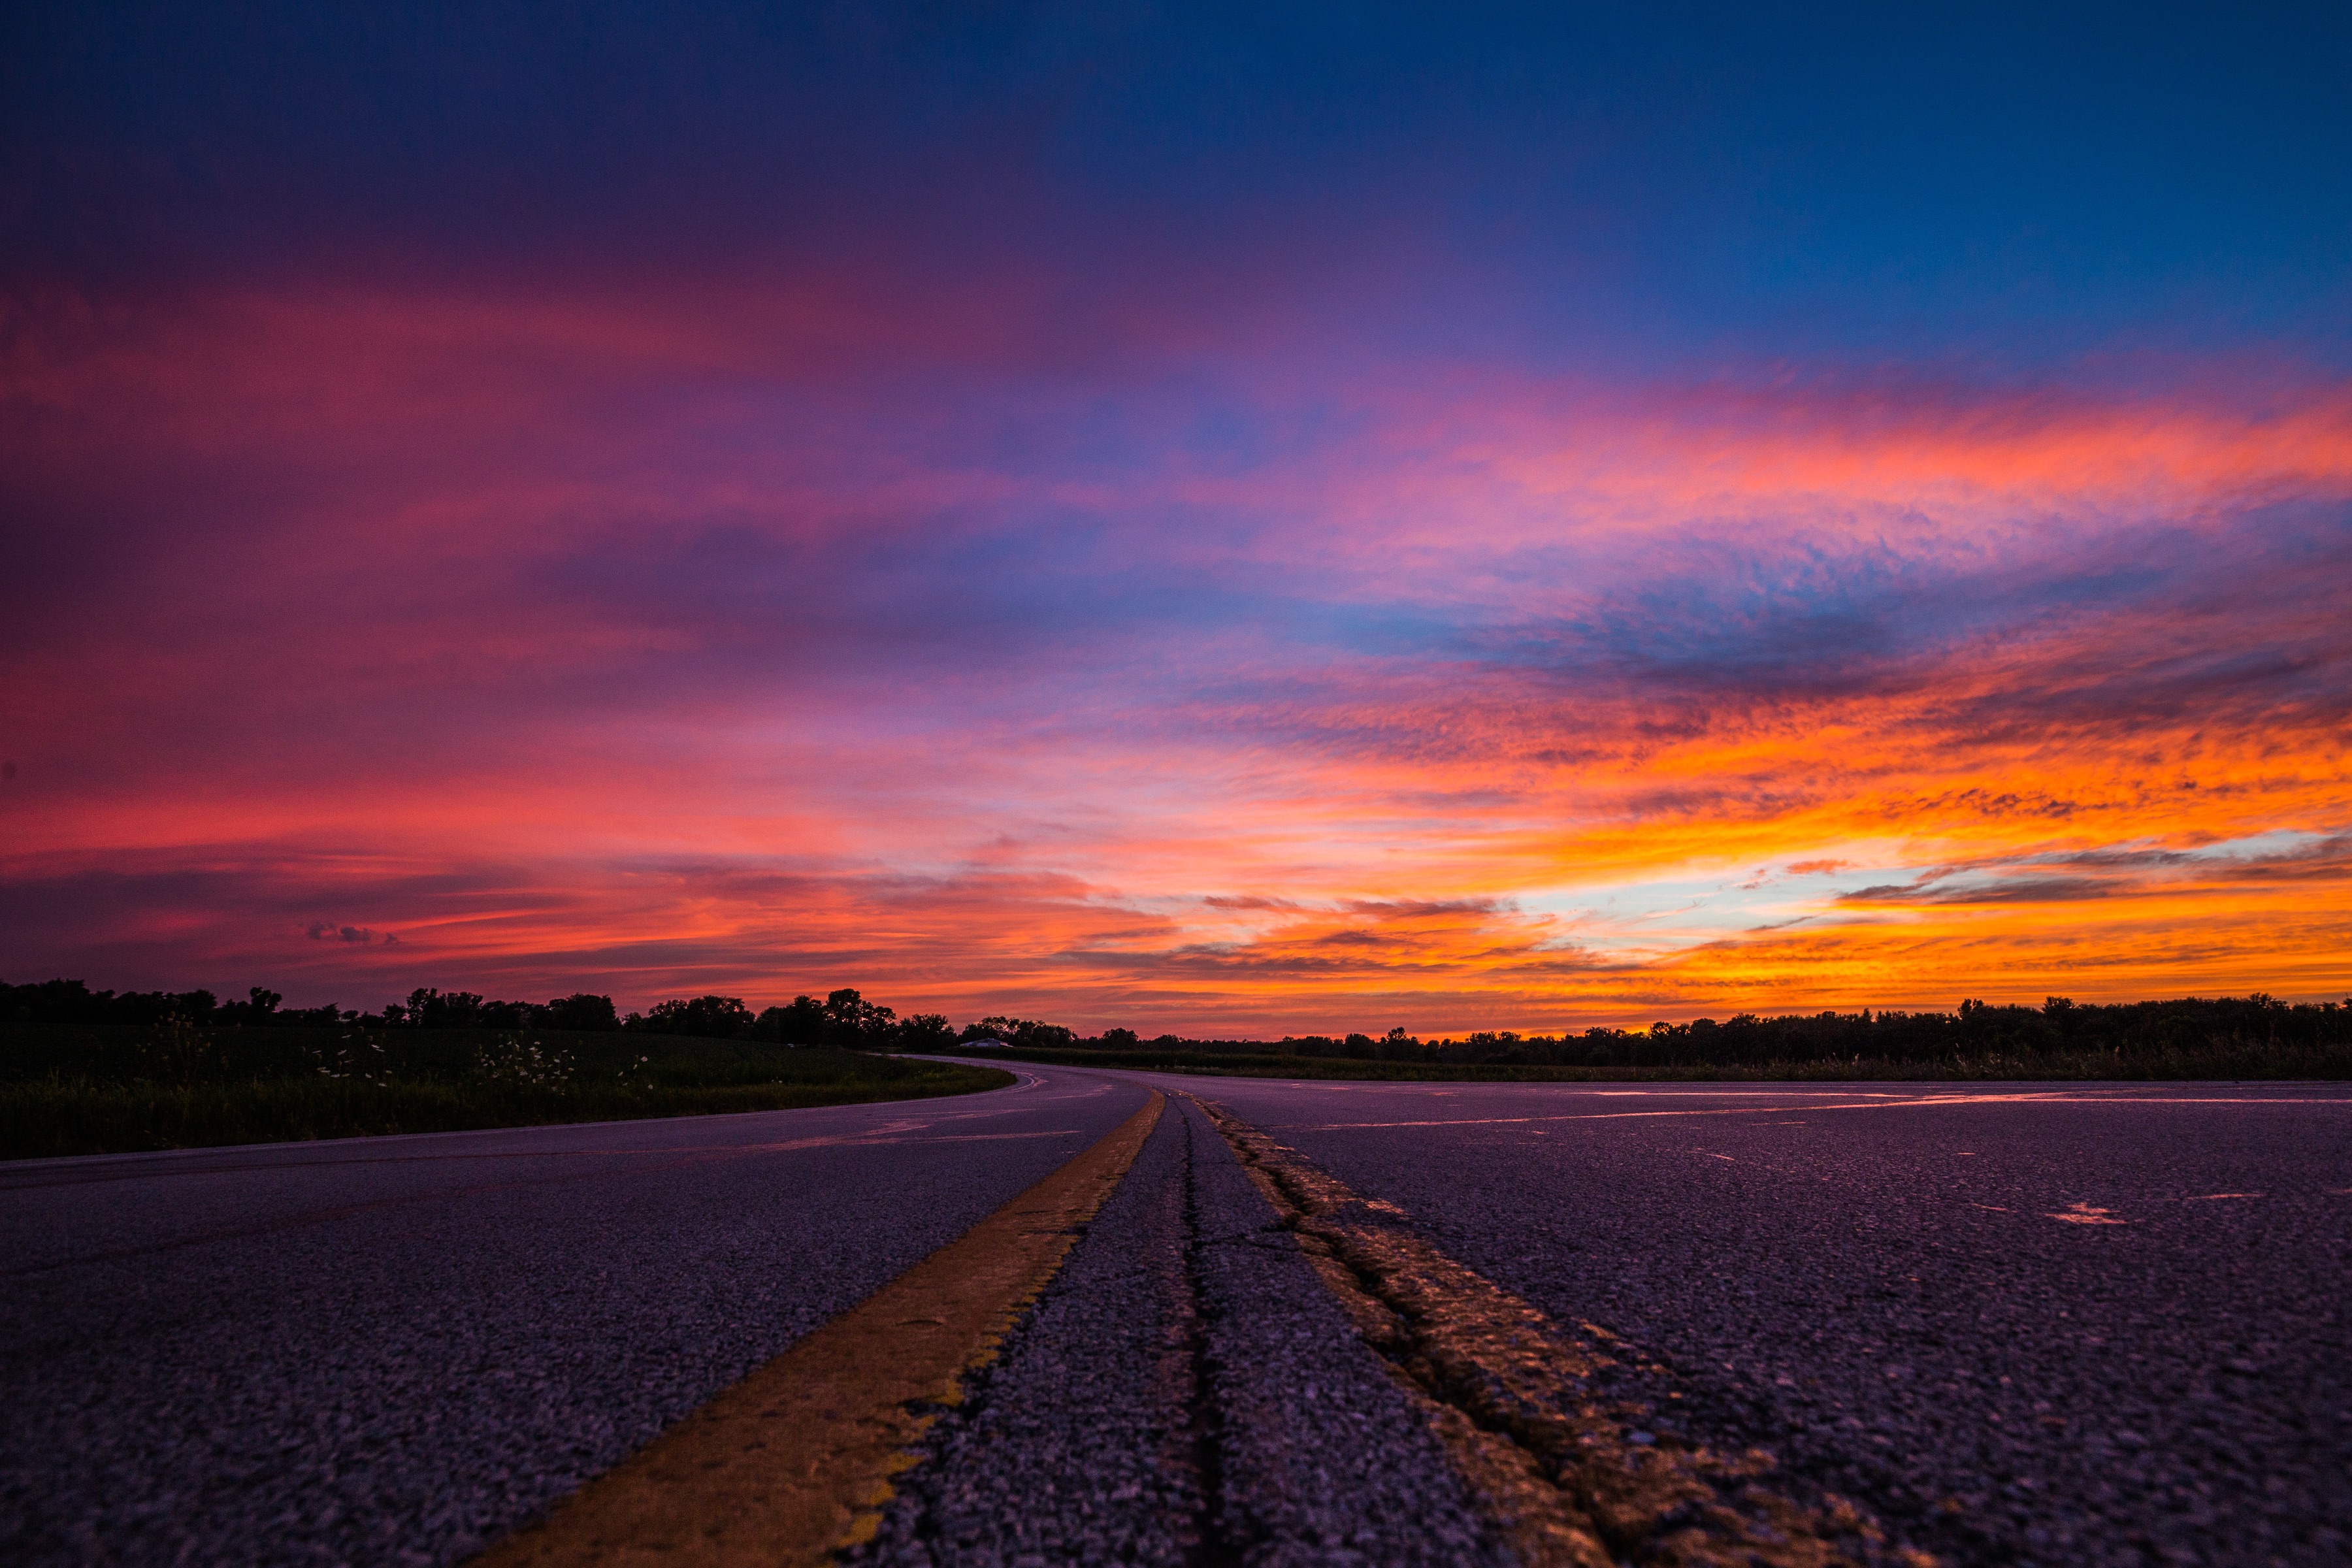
[0, 1067, 1145, 1565]
[5, 1065, 2348, 1566]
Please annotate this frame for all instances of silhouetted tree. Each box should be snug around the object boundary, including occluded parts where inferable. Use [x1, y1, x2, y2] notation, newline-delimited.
[542, 993, 621, 1031]
[389, 988, 485, 1028]
[961, 1015, 1077, 1051]
[5, 979, 2347, 1073]
[756, 996, 829, 1044]
[214, 987, 283, 1025]
[822, 988, 895, 1044]
[894, 1013, 956, 1049]
[637, 996, 757, 1039]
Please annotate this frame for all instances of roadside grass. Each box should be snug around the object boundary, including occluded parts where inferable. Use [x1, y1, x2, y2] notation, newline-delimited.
[962, 1036, 2352, 1083]
[0, 1023, 1011, 1160]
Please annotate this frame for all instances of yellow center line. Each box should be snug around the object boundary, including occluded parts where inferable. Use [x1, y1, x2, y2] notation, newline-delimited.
[1191, 1094, 1938, 1567]
[472, 1090, 1165, 1568]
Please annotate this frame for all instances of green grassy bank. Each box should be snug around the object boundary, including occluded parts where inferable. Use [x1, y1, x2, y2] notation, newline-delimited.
[0, 1022, 1011, 1160]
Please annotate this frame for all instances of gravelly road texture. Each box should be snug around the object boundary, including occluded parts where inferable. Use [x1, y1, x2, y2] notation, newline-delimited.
[852, 1096, 1508, 1568]
[1122, 1075, 2352, 1568]
[0, 1068, 1145, 1567]
[10, 1066, 2351, 1568]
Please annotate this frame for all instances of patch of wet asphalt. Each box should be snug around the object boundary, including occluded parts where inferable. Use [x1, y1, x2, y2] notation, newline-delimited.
[0, 1072, 1146, 1568]
[1161, 1077, 2352, 1568]
[852, 1096, 1506, 1567]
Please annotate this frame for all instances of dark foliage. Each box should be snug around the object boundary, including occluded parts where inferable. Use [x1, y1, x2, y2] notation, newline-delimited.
[1407, 994, 2351, 1068]
[960, 1015, 1077, 1051]
[749, 988, 949, 1049]
[1018, 994, 2351, 1078]
[14, 978, 2340, 1081]
[635, 994, 757, 1039]
[543, 992, 621, 1031]
[0, 1018, 1010, 1160]
[897, 1012, 957, 1049]
[0, 979, 625, 1034]
[3, 979, 989, 1056]
[755, 995, 828, 1043]
[1001, 994, 2345, 1068]
[0, 979, 348, 1030]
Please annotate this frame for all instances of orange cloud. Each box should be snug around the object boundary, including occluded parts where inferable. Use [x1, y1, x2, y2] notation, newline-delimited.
[4, 284, 2348, 1026]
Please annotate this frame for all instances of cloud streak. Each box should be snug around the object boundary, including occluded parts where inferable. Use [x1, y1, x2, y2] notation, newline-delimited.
[4, 265, 2348, 1026]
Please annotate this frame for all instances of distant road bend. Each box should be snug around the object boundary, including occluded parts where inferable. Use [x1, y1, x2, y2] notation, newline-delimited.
[3, 1064, 2347, 1567]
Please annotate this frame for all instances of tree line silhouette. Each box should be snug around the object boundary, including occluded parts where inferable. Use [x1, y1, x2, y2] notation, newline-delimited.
[0, 979, 1071, 1052]
[1204, 993, 2349, 1068]
[4, 978, 2342, 1066]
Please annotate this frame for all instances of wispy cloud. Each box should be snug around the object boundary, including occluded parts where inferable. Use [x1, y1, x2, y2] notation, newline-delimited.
[4, 282, 2347, 1023]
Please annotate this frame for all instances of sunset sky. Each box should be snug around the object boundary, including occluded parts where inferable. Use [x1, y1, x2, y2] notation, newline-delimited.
[5, 4, 2349, 1032]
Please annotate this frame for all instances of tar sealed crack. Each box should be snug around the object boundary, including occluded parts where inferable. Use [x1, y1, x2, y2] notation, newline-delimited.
[1190, 1096, 1938, 1568]
[840, 1104, 1209, 1568]
[1179, 1113, 1245, 1568]
[833, 1267, 1054, 1564]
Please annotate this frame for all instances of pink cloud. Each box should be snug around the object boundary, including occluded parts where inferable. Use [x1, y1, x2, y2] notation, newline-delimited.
[5, 281, 2349, 1024]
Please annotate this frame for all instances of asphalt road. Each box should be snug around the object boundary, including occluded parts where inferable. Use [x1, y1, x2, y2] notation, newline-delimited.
[1137, 1075, 2352, 1567]
[7, 1066, 2350, 1567]
[0, 1068, 1147, 1567]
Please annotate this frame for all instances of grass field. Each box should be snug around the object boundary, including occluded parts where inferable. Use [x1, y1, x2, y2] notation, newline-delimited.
[966, 1035, 2352, 1083]
[0, 1022, 1012, 1161]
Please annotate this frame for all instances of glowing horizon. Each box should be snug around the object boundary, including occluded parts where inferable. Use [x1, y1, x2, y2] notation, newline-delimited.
[5, 9, 2348, 1032]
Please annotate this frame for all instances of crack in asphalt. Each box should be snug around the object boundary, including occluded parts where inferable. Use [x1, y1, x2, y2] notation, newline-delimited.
[1179, 1113, 1243, 1568]
[843, 1099, 1208, 1567]
[1193, 1095, 1938, 1568]
[853, 1107, 1241, 1566]
[845, 1090, 1505, 1566]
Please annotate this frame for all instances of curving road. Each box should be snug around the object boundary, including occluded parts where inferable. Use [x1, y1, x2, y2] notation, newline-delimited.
[0, 1067, 1145, 1567]
[5, 1064, 2349, 1566]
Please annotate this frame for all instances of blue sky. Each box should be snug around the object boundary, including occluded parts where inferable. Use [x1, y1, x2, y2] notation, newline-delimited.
[4, 2, 2348, 1024]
